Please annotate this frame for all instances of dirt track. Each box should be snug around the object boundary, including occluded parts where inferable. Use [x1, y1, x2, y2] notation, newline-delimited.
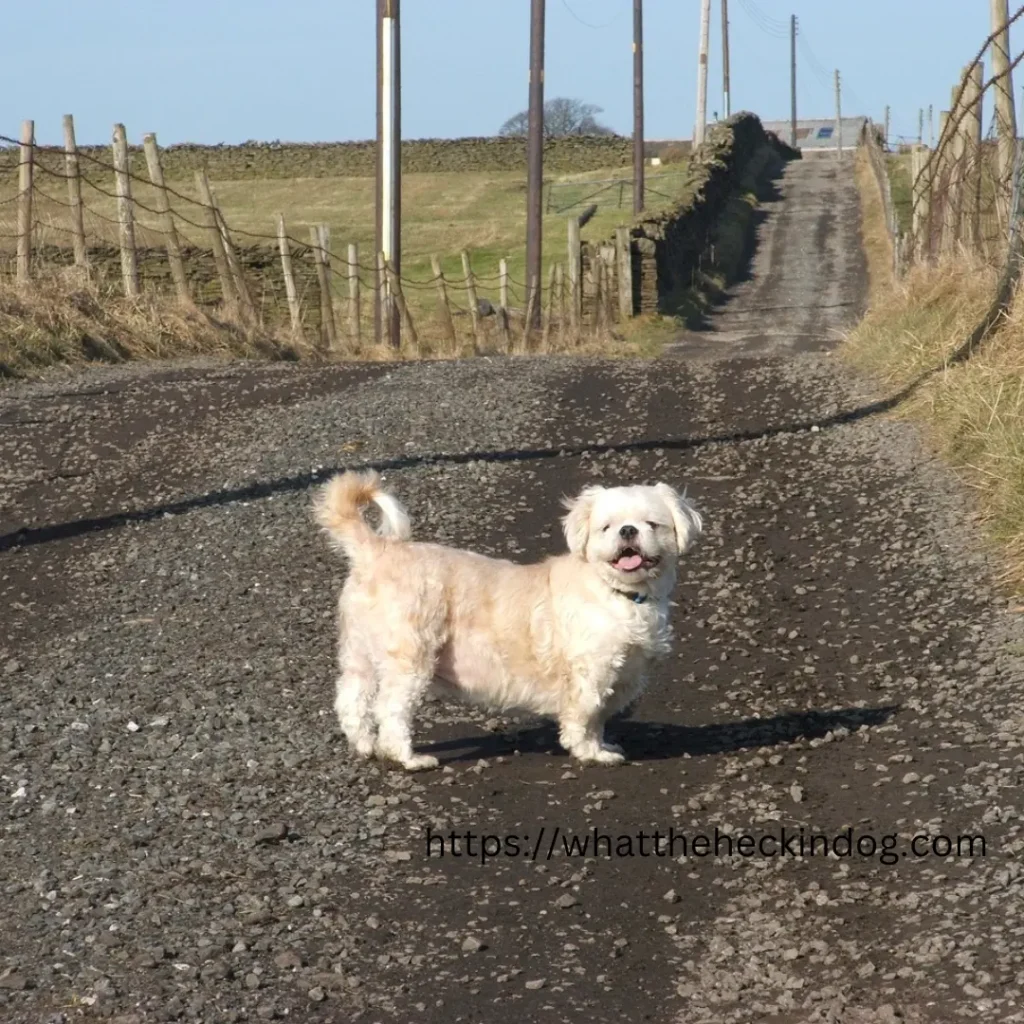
[3, 155, 1024, 1024]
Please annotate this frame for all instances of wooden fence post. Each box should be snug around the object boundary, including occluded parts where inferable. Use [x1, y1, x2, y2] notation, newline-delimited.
[16, 120, 34, 286]
[541, 261, 557, 351]
[962, 62, 983, 250]
[461, 250, 480, 348]
[143, 131, 190, 303]
[111, 123, 140, 298]
[62, 115, 87, 272]
[522, 274, 539, 351]
[615, 226, 633, 319]
[567, 217, 581, 336]
[347, 243, 361, 348]
[195, 169, 238, 315]
[935, 110, 952, 253]
[922, 164, 935, 263]
[430, 254, 457, 349]
[499, 258, 510, 312]
[601, 246, 615, 326]
[592, 257, 604, 337]
[948, 72, 970, 251]
[210, 188, 257, 321]
[276, 213, 303, 340]
[910, 146, 924, 260]
[498, 257, 512, 350]
[310, 225, 338, 350]
[555, 262, 566, 347]
[386, 261, 419, 353]
[376, 251, 387, 345]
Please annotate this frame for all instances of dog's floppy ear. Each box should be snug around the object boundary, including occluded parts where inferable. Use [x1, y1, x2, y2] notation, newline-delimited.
[561, 486, 603, 557]
[654, 482, 703, 554]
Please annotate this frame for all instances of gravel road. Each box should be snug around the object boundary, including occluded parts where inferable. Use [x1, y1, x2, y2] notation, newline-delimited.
[3, 156, 1024, 1024]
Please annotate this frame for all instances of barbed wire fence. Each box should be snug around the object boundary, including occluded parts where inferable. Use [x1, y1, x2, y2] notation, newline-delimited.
[862, 6, 1024, 298]
[545, 169, 687, 216]
[1, 118, 641, 359]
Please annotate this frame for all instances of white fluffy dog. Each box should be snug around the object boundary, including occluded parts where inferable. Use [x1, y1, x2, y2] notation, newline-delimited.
[314, 470, 702, 771]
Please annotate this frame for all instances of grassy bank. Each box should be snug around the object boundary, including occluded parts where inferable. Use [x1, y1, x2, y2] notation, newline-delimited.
[0, 273, 309, 376]
[845, 148, 1024, 588]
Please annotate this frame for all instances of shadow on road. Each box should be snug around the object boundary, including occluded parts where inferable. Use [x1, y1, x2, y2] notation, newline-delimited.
[418, 703, 899, 765]
[0, 367, 944, 553]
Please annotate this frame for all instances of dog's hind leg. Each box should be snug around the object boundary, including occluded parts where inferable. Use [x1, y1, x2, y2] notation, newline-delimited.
[372, 650, 439, 772]
[335, 636, 378, 760]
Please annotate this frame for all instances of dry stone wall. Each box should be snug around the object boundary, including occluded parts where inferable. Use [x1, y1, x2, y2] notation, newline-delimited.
[0, 135, 633, 182]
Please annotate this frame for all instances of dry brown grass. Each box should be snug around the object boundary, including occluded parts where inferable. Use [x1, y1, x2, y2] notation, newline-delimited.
[0, 269, 311, 376]
[0, 262, 655, 378]
[843, 173, 1024, 587]
[0, 158, 699, 375]
[847, 141, 1024, 586]
[844, 255, 997, 385]
[854, 148, 895, 304]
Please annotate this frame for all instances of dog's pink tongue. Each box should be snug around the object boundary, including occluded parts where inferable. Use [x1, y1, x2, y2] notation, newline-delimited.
[615, 553, 643, 572]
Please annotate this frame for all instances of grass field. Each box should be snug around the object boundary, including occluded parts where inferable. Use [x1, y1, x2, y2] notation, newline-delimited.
[1, 158, 693, 324]
[0, 148, 698, 373]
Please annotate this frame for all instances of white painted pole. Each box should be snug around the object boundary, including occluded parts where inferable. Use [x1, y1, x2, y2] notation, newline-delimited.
[381, 15, 396, 264]
[381, 8, 398, 342]
[694, 0, 712, 145]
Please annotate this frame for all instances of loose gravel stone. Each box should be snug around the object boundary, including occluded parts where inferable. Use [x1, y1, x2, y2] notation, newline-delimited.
[1, 157, 1018, 1024]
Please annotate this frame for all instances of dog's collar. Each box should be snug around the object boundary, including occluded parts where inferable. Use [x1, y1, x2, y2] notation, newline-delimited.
[616, 589, 648, 604]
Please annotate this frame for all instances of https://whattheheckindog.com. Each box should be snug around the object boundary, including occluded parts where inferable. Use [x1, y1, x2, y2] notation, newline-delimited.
[422, 825, 988, 865]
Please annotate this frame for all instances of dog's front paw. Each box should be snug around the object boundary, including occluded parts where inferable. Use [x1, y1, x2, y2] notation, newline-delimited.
[590, 746, 626, 765]
[399, 753, 440, 772]
[570, 742, 626, 766]
[351, 737, 376, 759]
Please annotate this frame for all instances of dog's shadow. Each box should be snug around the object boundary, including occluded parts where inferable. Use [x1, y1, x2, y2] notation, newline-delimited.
[418, 703, 899, 766]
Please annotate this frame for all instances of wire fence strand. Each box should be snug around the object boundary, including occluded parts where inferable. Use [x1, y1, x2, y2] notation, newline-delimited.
[2, 125, 628, 355]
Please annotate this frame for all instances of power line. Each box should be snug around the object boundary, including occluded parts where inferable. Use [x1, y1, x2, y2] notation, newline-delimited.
[558, 0, 623, 30]
[735, 0, 787, 38]
[738, 0, 788, 31]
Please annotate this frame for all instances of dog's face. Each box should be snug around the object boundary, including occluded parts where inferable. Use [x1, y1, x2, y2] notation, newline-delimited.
[561, 483, 703, 588]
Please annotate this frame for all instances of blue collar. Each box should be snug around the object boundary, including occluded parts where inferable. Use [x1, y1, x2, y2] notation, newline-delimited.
[618, 590, 648, 604]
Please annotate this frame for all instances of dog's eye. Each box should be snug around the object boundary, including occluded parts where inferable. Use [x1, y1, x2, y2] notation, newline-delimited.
[647, 521, 660, 530]
[602, 524, 611, 532]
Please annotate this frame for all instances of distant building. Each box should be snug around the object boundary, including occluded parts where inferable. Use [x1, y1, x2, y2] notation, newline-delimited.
[644, 115, 868, 157]
[760, 116, 868, 152]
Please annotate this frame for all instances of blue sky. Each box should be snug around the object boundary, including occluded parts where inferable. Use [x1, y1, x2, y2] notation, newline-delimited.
[3, 1, 1019, 149]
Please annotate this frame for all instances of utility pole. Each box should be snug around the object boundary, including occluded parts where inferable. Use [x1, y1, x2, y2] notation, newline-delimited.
[721, 0, 731, 119]
[918, 107, 924, 145]
[991, 0, 1018, 213]
[834, 69, 842, 162]
[929, 104, 934, 147]
[525, 0, 545, 329]
[380, 0, 401, 347]
[790, 15, 797, 148]
[884, 105, 890, 149]
[374, 0, 382, 344]
[694, 0, 711, 145]
[633, 0, 645, 215]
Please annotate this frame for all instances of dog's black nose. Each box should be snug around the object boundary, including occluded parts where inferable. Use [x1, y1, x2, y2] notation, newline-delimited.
[619, 524, 638, 540]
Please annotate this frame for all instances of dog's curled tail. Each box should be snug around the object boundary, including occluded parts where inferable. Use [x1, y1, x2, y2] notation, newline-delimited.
[313, 469, 411, 559]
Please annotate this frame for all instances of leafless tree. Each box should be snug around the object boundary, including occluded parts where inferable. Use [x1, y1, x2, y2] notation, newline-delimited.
[499, 98, 617, 138]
